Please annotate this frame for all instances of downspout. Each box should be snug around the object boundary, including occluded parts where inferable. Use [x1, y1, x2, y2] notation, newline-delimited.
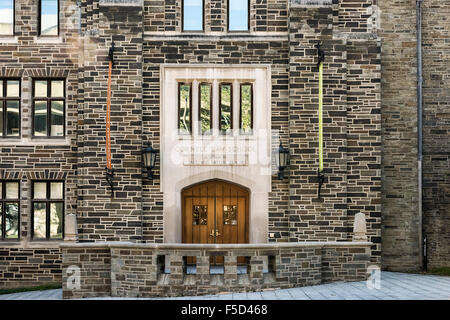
[416, 0, 425, 270]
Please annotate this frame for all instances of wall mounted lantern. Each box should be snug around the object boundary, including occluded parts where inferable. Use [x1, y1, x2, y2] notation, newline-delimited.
[142, 142, 158, 180]
[278, 143, 289, 179]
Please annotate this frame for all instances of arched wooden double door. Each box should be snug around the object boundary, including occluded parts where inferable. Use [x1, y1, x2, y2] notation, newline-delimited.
[182, 180, 249, 245]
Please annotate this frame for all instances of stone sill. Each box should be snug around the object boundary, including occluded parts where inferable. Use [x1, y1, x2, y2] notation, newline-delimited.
[0, 241, 64, 249]
[60, 241, 373, 249]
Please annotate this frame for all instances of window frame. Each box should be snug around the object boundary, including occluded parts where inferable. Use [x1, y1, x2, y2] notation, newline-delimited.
[0, 78, 21, 138]
[239, 82, 253, 134]
[32, 78, 66, 138]
[0, 0, 15, 36]
[219, 83, 233, 134]
[0, 180, 20, 241]
[227, 0, 250, 32]
[178, 82, 193, 134]
[31, 180, 65, 241]
[181, 0, 205, 32]
[38, 0, 60, 37]
[198, 82, 212, 135]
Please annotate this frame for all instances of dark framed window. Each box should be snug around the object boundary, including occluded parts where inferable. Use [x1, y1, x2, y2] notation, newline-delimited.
[32, 79, 65, 138]
[178, 82, 192, 134]
[0, 79, 20, 138]
[199, 82, 212, 134]
[228, 0, 250, 32]
[219, 83, 233, 133]
[0, 0, 14, 36]
[32, 181, 64, 240]
[239, 83, 253, 134]
[182, 0, 204, 32]
[0, 181, 20, 240]
[38, 0, 59, 36]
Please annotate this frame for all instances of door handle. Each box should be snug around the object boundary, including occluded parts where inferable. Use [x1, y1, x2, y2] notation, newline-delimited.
[210, 229, 220, 237]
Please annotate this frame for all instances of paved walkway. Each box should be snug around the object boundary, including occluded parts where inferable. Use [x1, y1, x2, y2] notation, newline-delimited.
[1, 272, 449, 300]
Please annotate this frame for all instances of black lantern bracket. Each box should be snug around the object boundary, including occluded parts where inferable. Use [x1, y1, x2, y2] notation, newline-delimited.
[108, 41, 115, 66]
[317, 41, 325, 67]
[105, 168, 115, 199]
[277, 143, 290, 180]
[142, 141, 159, 180]
[317, 169, 325, 199]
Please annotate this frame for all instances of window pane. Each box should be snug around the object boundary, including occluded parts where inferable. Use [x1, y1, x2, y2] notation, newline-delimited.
[199, 83, 211, 134]
[50, 100, 64, 136]
[6, 100, 19, 136]
[240, 84, 252, 133]
[224, 205, 237, 225]
[34, 101, 48, 136]
[0, 82, 2, 96]
[178, 83, 191, 133]
[220, 84, 232, 132]
[6, 80, 19, 97]
[50, 182, 63, 199]
[193, 205, 207, 226]
[0, 183, 2, 198]
[51, 80, 64, 97]
[50, 202, 63, 239]
[0, 0, 14, 35]
[0, 101, 3, 136]
[34, 80, 47, 97]
[229, 0, 248, 31]
[5, 203, 19, 239]
[183, 0, 203, 31]
[5, 182, 18, 199]
[40, 0, 58, 36]
[34, 182, 47, 199]
[33, 203, 47, 239]
[0, 203, 2, 238]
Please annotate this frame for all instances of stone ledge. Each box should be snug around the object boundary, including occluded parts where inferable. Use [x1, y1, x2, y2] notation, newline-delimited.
[60, 241, 373, 249]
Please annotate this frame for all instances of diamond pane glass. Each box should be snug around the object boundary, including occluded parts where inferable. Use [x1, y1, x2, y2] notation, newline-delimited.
[193, 205, 207, 225]
[224, 205, 237, 225]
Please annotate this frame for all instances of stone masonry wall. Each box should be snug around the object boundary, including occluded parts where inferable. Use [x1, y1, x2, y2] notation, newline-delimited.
[61, 242, 371, 299]
[421, 0, 450, 269]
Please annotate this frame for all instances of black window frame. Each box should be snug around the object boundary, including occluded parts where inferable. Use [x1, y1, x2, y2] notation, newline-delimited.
[32, 78, 66, 138]
[0, 0, 15, 36]
[0, 180, 20, 241]
[239, 82, 253, 134]
[38, 0, 60, 37]
[178, 82, 193, 134]
[219, 83, 233, 134]
[198, 82, 212, 135]
[227, 0, 250, 32]
[182, 0, 205, 32]
[31, 180, 65, 241]
[0, 78, 21, 138]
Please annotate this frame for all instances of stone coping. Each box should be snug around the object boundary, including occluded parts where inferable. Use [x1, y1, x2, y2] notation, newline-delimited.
[60, 241, 372, 249]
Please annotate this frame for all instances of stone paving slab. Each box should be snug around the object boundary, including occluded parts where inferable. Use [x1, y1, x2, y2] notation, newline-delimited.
[0, 272, 449, 300]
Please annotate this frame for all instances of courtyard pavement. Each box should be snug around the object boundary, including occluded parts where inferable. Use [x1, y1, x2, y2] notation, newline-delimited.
[1, 272, 449, 300]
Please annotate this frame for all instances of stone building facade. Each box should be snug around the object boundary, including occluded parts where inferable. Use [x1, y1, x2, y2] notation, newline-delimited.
[0, 0, 448, 289]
